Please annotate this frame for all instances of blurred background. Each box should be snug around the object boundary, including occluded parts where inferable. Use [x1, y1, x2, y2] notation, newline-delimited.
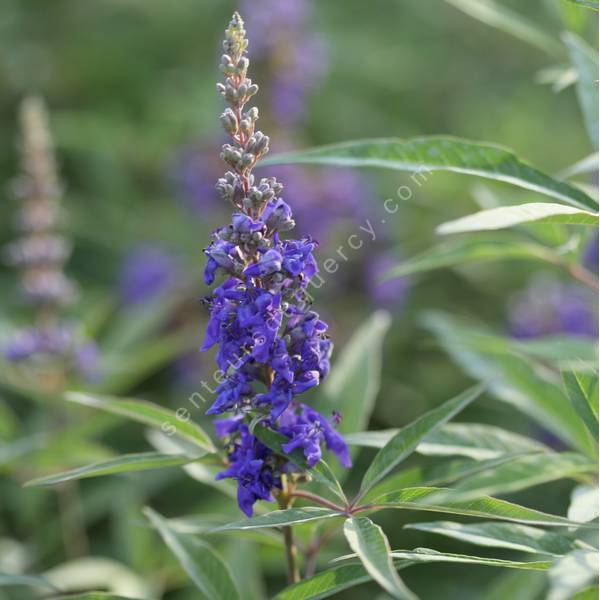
[0, 1, 597, 598]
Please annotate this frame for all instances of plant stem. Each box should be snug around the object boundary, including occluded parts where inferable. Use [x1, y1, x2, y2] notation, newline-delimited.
[279, 476, 300, 584]
[289, 490, 346, 513]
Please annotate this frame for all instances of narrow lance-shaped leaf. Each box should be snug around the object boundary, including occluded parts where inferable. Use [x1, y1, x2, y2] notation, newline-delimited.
[273, 563, 378, 600]
[347, 422, 549, 459]
[343, 517, 417, 600]
[24, 452, 195, 487]
[211, 508, 341, 532]
[421, 312, 595, 455]
[382, 239, 557, 281]
[566, 0, 599, 10]
[358, 385, 484, 497]
[430, 452, 597, 501]
[371, 487, 586, 527]
[317, 311, 391, 435]
[562, 372, 599, 443]
[444, 0, 564, 57]
[144, 507, 240, 600]
[67, 392, 216, 453]
[388, 548, 551, 570]
[437, 203, 598, 235]
[563, 32, 599, 150]
[0, 572, 59, 592]
[405, 521, 577, 556]
[263, 136, 598, 211]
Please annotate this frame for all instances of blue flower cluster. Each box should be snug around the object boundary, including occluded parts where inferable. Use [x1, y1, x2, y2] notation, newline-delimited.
[201, 13, 350, 516]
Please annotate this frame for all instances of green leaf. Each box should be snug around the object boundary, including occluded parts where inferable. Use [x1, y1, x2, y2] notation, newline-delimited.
[549, 550, 599, 600]
[568, 485, 599, 523]
[212, 508, 341, 532]
[343, 517, 417, 600]
[144, 507, 240, 600]
[566, 0, 599, 10]
[0, 572, 59, 591]
[382, 239, 556, 280]
[563, 372, 599, 442]
[422, 312, 595, 455]
[558, 153, 599, 180]
[318, 311, 391, 435]
[364, 454, 535, 501]
[405, 521, 577, 556]
[388, 548, 551, 570]
[67, 392, 216, 453]
[263, 136, 597, 211]
[252, 424, 347, 503]
[437, 203, 598, 235]
[572, 587, 600, 600]
[24, 452, 195, 487]
[371, 486, 585, 527]
[563, 32, 599, 149]
[273, 564, 376, 600]
[434, 452, 597, 501]
[346, 422, 548, 460]
[482, 570, 547, 600]
[54, 594, 140, 600]
[444, 0, 564, 57]
[358, 385, 483, 497]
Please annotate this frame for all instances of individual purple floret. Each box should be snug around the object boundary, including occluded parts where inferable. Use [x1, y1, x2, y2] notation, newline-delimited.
[202, 13, 350, 515]
[119, 244, 181, 305]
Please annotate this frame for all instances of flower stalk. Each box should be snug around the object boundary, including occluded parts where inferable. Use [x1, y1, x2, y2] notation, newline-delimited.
[201, 12, 351, 520]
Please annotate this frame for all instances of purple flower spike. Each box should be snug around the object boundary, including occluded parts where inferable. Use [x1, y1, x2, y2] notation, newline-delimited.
[200, 13, 350, 516]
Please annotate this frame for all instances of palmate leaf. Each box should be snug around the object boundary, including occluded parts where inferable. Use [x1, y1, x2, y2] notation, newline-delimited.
[144, 507, 240, 600]
[67, 392, 216, 453]
[358, 385, 484, 498]
[24, 452, 195, 487]
[422, 312, 596, 455]
[274, 549, 549, 599]
[437, 203, 598, 234]
[406, 521, 577, 556]
[346, 422, 548, 459]
[563, 372, 599, 443]
[382, 239, 557, 280]
[211, 508, 341, 532]
[263, 136, 598, 211]
[444, 0, 564, 57]
[371, 487, 585, 527]
[431, 452, 597, 501]
[317, 311, 391, 436]
[343, 517, 417, 600]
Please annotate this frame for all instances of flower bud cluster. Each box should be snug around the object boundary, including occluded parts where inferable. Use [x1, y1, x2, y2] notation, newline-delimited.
[202, 13, 350, 516]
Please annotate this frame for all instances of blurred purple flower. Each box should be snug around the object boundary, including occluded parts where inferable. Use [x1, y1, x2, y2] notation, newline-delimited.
[119, 244, 181, 305]
[367, 252, 410, 310]
[508, 276, 597, 339]
[241, 0, 327, 127]
[582, 231, 598, 273]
